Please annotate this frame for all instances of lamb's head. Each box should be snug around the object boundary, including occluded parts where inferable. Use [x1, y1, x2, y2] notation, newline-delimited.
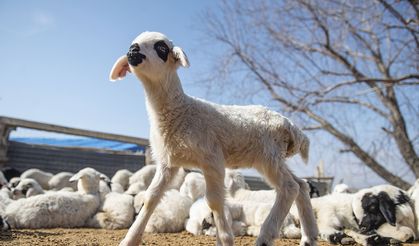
[12, 178, 44, 198]
[109, 31, 189, 82]
[224, 169, 249, 196]
[352, 185, 410, 234]
[70, 167, 101, 195]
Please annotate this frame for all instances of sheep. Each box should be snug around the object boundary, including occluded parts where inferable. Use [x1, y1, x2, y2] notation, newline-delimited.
[126, 166, 187, 195]
[8, 177, 21, 189]
[311, 184, 414, 245]
[12, 178, 45, 199]
[186, 198, 246, 237]
[112, 169, 133, 191]
[332, 183, 350, 194]
[111, 31, 317, 246]
[0, 171, 8, 188]
[134, 189, 192, 233]
[3, 167, 101, 229]
[129, 165, 156, 188]
[20, 168, 53, 190]
[86, 191, 134, 229]
[48, 172, 77, 191]
[408, 179, 419, 237]
[180, 172, 206, 202]
[225, 169, 275, 203]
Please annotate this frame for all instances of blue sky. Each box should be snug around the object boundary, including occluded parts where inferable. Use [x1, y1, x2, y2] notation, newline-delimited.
[0, 0, 217, 138]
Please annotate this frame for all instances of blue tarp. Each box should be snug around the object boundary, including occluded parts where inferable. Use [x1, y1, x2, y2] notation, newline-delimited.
[11, 137, 145, 152]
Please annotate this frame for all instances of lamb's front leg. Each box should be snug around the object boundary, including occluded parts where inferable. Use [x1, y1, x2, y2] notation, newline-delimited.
[119, 165, 179, 246]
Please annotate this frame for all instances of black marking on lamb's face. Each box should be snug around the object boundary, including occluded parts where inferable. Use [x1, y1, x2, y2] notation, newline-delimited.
[201, 218, 211, 230]
[154, 40, 170, 62]
[127, 43, 146, 66]
[396, 190, 410, 205]
[359, 192, 397, 233]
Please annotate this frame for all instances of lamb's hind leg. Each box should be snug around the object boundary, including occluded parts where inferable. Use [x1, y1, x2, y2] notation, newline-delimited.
[292, 174, 318, 246]
[255, 161, 300, 246]
[120, 164, 179, 246]
[202, 164, 234, 246]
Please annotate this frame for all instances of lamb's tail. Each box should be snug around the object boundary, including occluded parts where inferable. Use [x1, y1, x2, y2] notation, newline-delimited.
[300, 134, 310, 164]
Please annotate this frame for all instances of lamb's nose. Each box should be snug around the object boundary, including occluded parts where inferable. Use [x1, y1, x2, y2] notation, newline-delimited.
[127, 43, 146, 66]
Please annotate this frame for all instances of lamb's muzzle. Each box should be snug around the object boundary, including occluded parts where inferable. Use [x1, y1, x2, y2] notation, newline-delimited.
[127, 43, 145, 66]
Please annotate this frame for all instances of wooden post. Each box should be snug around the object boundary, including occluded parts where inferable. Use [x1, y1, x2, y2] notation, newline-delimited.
[0, 122, 14, 167]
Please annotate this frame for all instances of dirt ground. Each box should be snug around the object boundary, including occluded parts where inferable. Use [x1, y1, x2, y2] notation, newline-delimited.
[1, 229, 419, 246]
[0, 229, 329, 246]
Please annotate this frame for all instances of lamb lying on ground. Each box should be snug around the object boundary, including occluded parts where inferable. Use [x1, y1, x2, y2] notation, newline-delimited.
[3, 167, 101, 229]
[20, 168, 53, 190]
[180, 172, 206, 202]
[134, 189, 192, 233]
[312, 184, 414, 245]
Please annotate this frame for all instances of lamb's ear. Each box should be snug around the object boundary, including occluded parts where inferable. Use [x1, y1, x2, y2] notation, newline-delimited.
[172, 46, 190, 68]
[69, 173, 81, 183]
[109, 55, 131, 81]
[378, 192, 396, 226]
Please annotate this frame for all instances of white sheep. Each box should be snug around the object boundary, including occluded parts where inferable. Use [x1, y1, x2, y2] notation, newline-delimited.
[312, 184, 415, 245]
[48, 172, 77, 191]
[0, 171, 8, 188]
[8, 177, 21, 189]
[186, 198, 246, 237]
[3, 167, 101, 229]
[129, 165, 156, 187]
[111, 169, 133, 191]
[111, 31, 317, 246]
[12, 178, 45, 199]
[127, 166, 187, 195]
[134, 189, 192, 233]
[179, 172, 206, 202]
[332, 183, 350, 194]
[20, 168, 53, 190]
[225, 169, 275, 203]
[87, 191, 134, 229]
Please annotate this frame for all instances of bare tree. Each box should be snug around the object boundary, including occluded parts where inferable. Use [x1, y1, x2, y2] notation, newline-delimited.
[202, 0, 418, 189]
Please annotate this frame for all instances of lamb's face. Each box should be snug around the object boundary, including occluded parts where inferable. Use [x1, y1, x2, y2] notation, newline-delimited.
[352, 185, 410, 233]
[12, 178, 41, 198]
[109, 31, 189, 82]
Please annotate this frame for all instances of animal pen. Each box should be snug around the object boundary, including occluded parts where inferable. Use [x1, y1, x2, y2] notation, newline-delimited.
[0, 116, 332, 193]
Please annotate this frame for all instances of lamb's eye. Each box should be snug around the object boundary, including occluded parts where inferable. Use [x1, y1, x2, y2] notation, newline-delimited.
[154, 40, 170, 62]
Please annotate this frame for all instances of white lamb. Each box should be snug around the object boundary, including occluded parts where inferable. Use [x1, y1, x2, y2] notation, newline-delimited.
[180, 172, 206, 202]
[134, 189, 192, 233]
[111, 31, 317, 246]
[312, 185, 414, 245]
[3, 167, 101, 229]
[20, 168, 53, 190]
[111, 169, 133, 191]
[48, 172, 77, 191]
[12, 178, 45, 199]
[225, 169, 275, 203]
[186, 198, 246, 237]
[87, 191, 134, 229]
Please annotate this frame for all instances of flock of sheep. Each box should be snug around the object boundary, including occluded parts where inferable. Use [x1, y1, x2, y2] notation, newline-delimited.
[0, 166, 418, 246]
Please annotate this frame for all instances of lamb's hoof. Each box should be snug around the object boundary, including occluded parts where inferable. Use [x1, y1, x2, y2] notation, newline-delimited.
[328, 232, 353, 245]
[366, 235, 401, 246]
[299, 236, 317, 246]
[255, 237, 272, 246]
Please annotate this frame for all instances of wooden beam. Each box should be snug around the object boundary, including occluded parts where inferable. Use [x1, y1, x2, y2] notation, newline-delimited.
[0, 116, 149, 146]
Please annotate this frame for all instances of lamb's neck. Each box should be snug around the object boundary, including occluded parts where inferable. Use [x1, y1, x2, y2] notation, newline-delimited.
[142, 72, 187, 115]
